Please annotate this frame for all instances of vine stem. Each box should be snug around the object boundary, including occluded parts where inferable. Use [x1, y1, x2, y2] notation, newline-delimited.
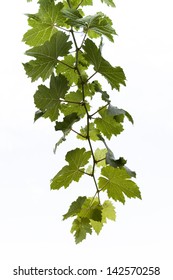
[67, 0, 101, 204]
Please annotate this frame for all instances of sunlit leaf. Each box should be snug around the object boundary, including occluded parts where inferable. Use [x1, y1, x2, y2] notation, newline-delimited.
[99, 166, 141, 204]
[51, 148, 91, 189]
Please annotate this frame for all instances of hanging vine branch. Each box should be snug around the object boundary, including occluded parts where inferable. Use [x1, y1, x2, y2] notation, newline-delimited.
[23, 0, 142, 244]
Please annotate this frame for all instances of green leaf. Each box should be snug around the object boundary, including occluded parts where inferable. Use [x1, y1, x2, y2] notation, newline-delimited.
[63, 196, 87, 220]
[56, 55, 82, 86]
[92, 80, 110, 102]
[100, 0, 115, 7]
[24, 31, 72, 81]
[23, 2, 65, 46]
[90, 220, 103, 235]
[99, 166, 142, 204]
[65, 12, 116, 42]
[98, 134, 136, 177]
[106, 149, 126, 168]
[55, 113, 80, 133]
[106, 149, 136, 178]
[94, 148, 107, 167]
[51, 148, 91, 189]
[23, 20, 57, 47]
[63, 0, 93, 8]
[108, 104, 134, 124]
[62, 8, 82, 23]
[71, 217, 92, 244]
[83, 39, 126, 90]
[61, 90, 88, 118]
[34, 110, 44, 122]
[77, 123, 100, 141]
[54, 112, 80, 152]
[38, 1, 65, 26]
[91, 200, 116, 234]
[86, 13, 116, 42]
[34, 74, 69, 121]
[79, 198, 102, 222]
[95, 108, 124, 139]
[56, 55, 76, 85]
[102, 200, 116, 222]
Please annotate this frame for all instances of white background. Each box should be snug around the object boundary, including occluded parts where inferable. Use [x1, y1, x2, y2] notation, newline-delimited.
[0, 0, 173, 279]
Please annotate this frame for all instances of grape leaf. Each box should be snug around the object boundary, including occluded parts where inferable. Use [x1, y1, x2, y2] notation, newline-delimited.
[54, 113, 80, 152]
[106, 150, 127, 168]
[90, 200, 115, 234]
[78, 198, 102, 222]
[71, 217, 92, 244]
[99, 166, 141, 204]
[55, 113, 80, 133]
[63, 0, 93, 8]
[98, 135, 136, 177]
[92, 80, 110, 102]
[108, 104, 134, 124]
[64, 12, 116, 42]
[94, 148, 107, 167]
[95, 108, 123, 139]
[34, 74, 69, 121]
[102, 200, 116, 222]
[56, 55, 78, 86]
[61, 90, 89, 118]
[61, 8, 82, 23]
[63, 196, 87, 220]
[56, 54, 87, 86]
[34, 110, 44, 122]
[23, 2, 65, 46]
[77, 123, 100, 141]
[51, 148, 91, 189]
[83, 39, 126, 90]
[90, 220, 103, 234]
[24, 31, 72, 81]
[100, 0, 115, 7]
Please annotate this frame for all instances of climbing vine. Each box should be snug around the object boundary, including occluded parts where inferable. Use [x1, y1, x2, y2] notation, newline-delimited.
[23, 0, 141, 243]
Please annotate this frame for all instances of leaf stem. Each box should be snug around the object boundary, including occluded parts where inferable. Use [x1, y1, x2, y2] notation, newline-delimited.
[87, 71, 98, 82]
[76, 0, 84, 9]
[71, 128, 87, 139]
[90, 102, 110, 118]
[57, 59, 75, 70]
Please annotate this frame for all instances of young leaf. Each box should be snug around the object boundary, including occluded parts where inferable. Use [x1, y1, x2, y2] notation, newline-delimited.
[94, 148, 107, 167]
[99, 166, 141, 204]
[79, 198, 102, 222]
[83, 39, 126, 90]
[95, 108, 124, 139]
[61, 90, 89, 118]
[56, 55, 78, 86]
[24, 31, 72, 81]
[51, 148, 91, 190]
[71, 217, 92, 244]
[34, 74, 69, 121]
[102, 200, 116, 222]
[90, 200, 116, 234]
[63, 196, 87, 220]
[77, 123, 100, 141]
